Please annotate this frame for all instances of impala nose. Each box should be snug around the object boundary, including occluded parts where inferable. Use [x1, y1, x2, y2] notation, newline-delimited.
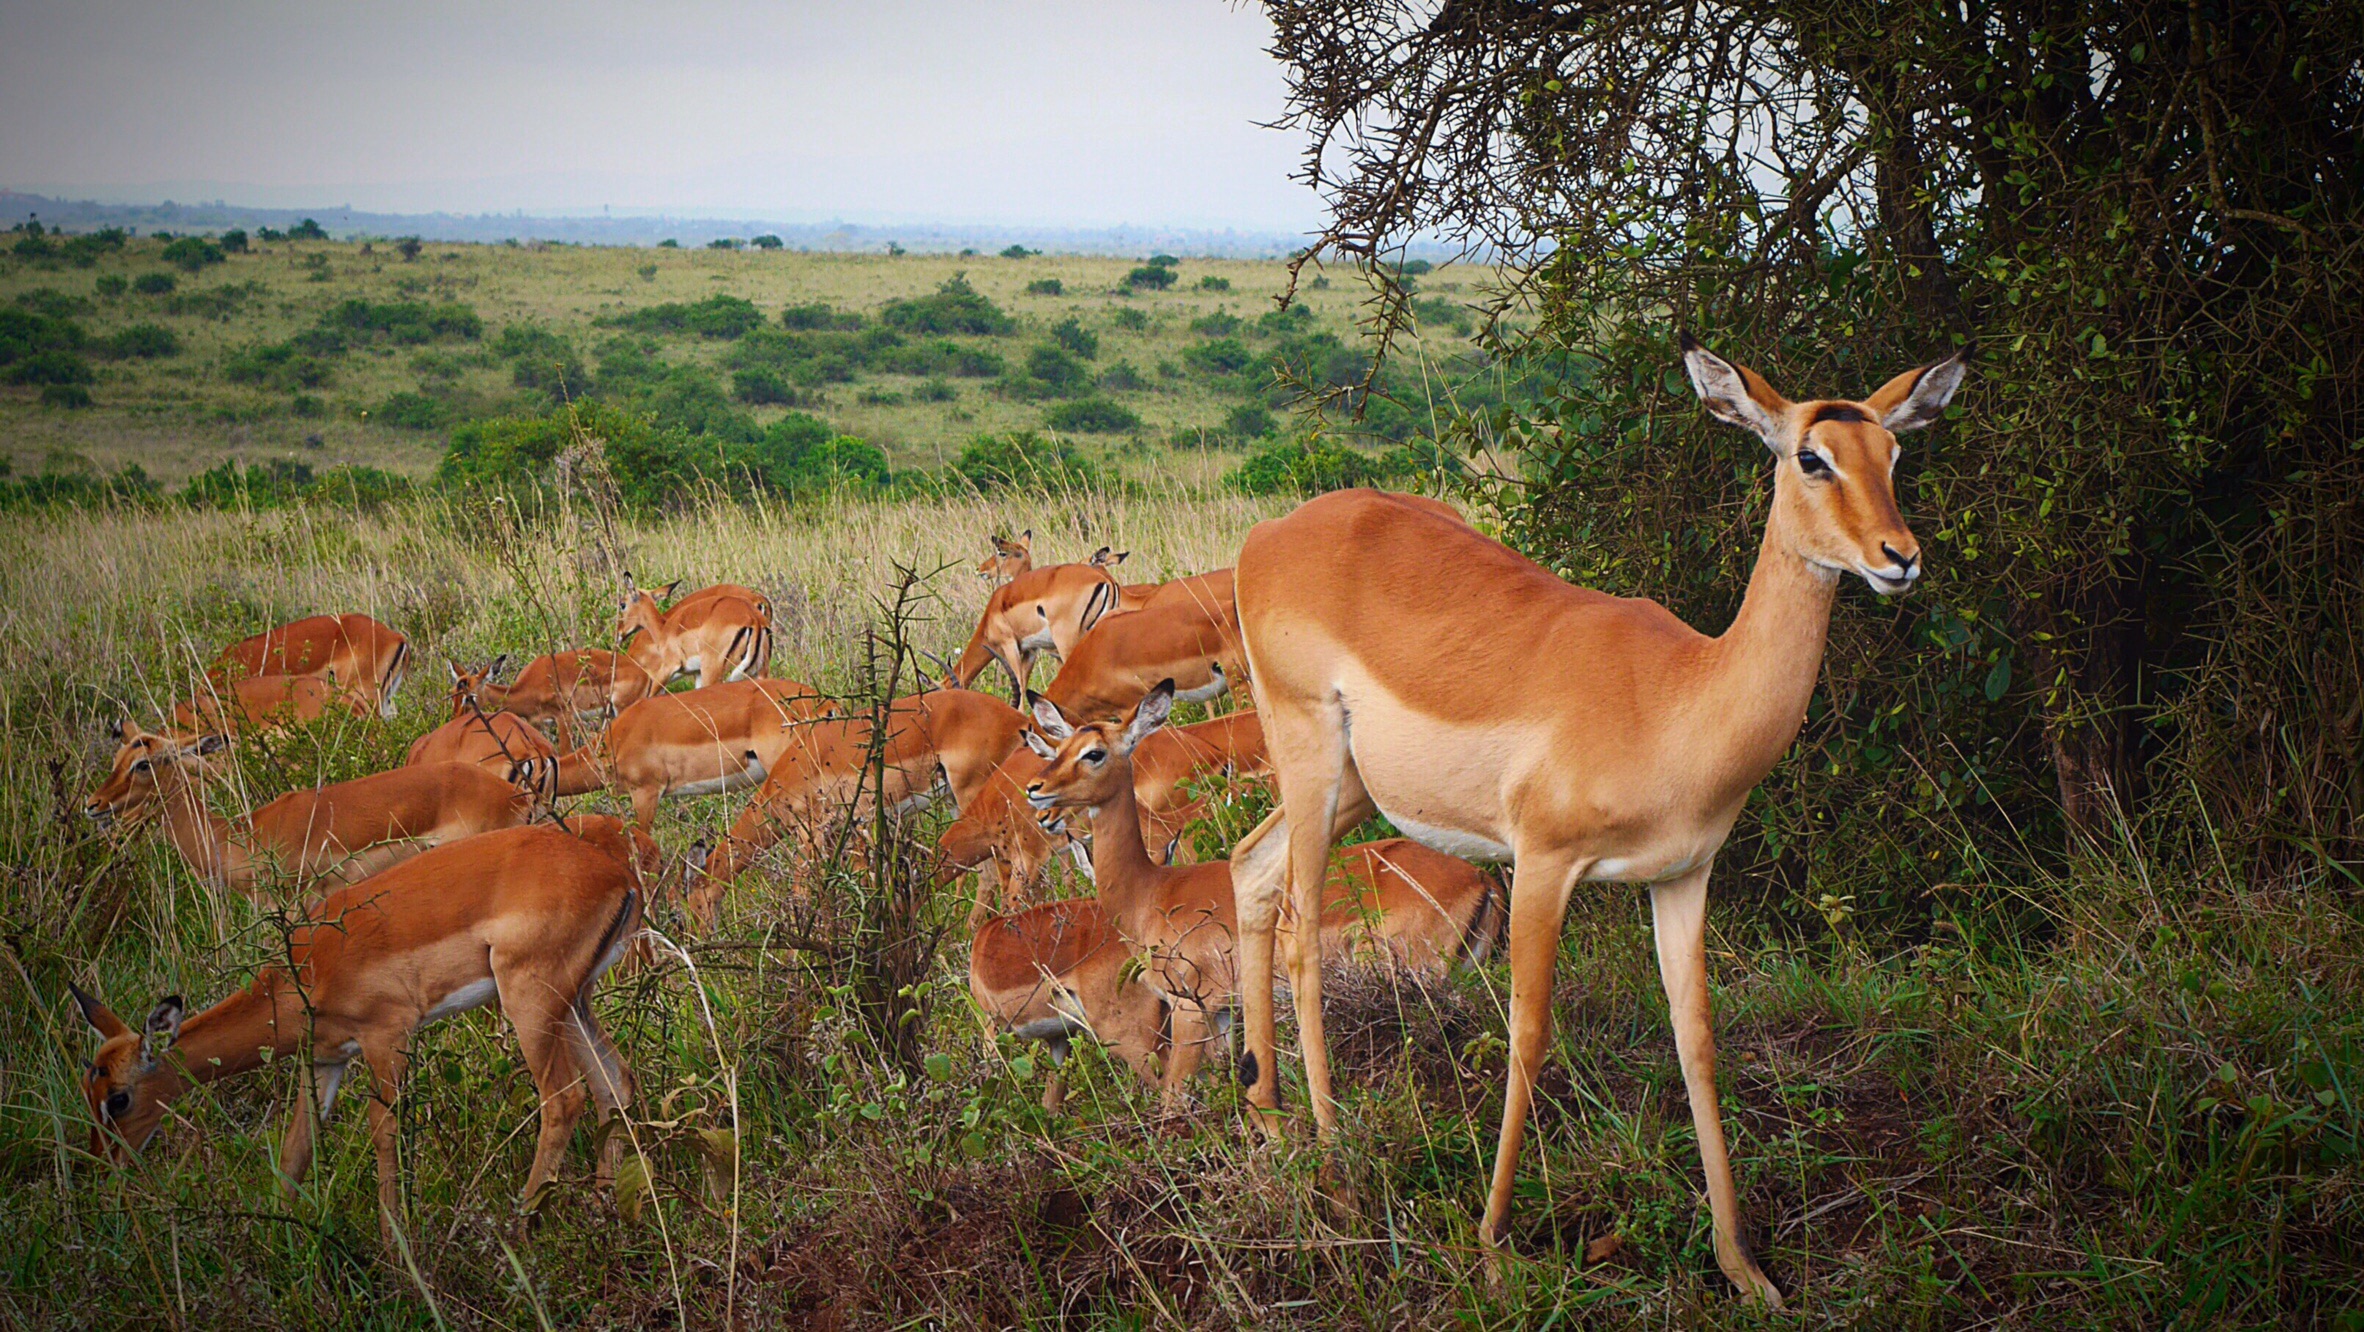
[1880, 543, 1920, 581]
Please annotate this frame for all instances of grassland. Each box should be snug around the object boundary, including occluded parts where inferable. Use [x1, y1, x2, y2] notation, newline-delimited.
[0, 232, 1486, 487]
[0, 469, 2356, 1329]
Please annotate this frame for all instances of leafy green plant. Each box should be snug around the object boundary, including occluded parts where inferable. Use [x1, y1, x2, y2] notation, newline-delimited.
[1043, 397, 1141, 433]
[1048, 317, 1097, 359]
[879, 274, 1013, 335]
[131, 272, 176, 295]
[1023, 278, 1062, 296]
[1124, 265, 1176, 291]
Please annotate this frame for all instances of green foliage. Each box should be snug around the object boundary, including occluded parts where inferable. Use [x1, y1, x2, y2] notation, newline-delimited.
[93, 274, 126, 298]
[1182, 336, 1253, 377]
[1048, 316, 1097, 359]
[1110, 306, 1148, 330]
[38, 382, 91, 408]
[1023, 278, 1062, 296]
[161, 237, 225, 272]
[0, 460, 157, 509]
[952, 430, 1100, 491]
[394, 236, 423, 261]
[657, 239, 680, 248]
[319, 298, 482, 344]
[1223, 403, 1276, 439]
[4, 349, 95, 387]
[732, 365, 797, 405]
[0, 306, 86, 370]
[751, 234, 784, 250]
[914, 378, 956, 402]
[878, 274, 1014, 335]
[161, 280, 263, 320]
[131, 272, 175, 295]
[999, 244, 1037, 258]
[1147, 254, 1179, 268]
[1411, 295, 1470, 335]
[371, 391, 450, 430]
[223, 342, 332, 390]
[1124, 264, 1176, 291]
[1226, 434, 1458, 495]
[780, 302, 862, 332]
[494, 324, 586, 399]
[180, 458, 411, 510]
[1042, 397, 1141, 433]
[286, 218, 328, 241]
[99, 323, 180, 359]
[1098, 359, 1147, 392]
[1190, 309, 1241, 337]
[1198, 275, 1231, 291]
[1019, 343, 1091, 397]
[706, 237, 742, 250]
[600, 293, 762, 339]
[218, 229, 248, 253]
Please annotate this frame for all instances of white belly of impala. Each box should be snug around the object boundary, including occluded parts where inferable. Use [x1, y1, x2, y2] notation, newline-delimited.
[1378, 807, 1514, 864]
[673, 756, 766, 800]
[424, 977, 499, 1023]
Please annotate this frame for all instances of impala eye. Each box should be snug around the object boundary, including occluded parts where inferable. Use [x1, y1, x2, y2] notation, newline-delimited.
[104, 1090, 131, 1118]
[131, 759, 151, 773]
[1797, 450, 1831, 477]
[1083, 749, 1107, 764]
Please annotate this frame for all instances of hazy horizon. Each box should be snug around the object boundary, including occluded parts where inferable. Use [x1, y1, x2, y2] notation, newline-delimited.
[0, 1, 1323, 233]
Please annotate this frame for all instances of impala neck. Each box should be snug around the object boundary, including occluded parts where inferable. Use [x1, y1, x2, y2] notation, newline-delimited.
[1083, 774, 1164, 936]
[1699, 490, 1840, 801]
[153, 763, 246, 886]
[166, 977, 300, 1093]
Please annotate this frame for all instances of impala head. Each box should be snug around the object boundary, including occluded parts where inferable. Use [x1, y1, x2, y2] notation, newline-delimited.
[1087, 546, 1129, 570]
[1679, 333, 1965, 596]
[86, 723, 226, 825]
[613, 573, 683, 642]
[976, 530, 1033, 582]
[446, 656, 505, 712]
[1024, 680, 1172, 812]
[71, 985, 186, 1163]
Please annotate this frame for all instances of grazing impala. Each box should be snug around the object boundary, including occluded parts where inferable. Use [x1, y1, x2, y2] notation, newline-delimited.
[969, 896, 1166, 1112]
[551, 676, 836, 828]
[1226, 337, 1965, 1306]
[977, 530, 1034, 584]
[88, 722, 542, 896]
[213, 614, 410, 718]
[1039, 572, 1246, 722]
[1024, 682, 1501, 1108]
[73, 817, 650, 1250]
[478, 648, 659, 732]
[616, 577, 773, 690]
[940, 709, 1269, 922]
[404, 659, 559, 773]
[683, 679, 1027, 927]
[952, 561, 1126, 703]
[170, 673, 369, 739]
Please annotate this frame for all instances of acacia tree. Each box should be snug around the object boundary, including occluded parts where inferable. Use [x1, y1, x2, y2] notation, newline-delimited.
[1265, 1, 2361, 893]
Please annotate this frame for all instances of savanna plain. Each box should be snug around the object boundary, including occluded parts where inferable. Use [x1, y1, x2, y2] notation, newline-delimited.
[0, 233, 2357, 1329]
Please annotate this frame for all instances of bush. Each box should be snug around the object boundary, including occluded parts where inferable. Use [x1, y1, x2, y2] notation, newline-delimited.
[162, 281, 263, 320]
[4, 349, 95, 386]
[39, 383, 92, 408]
[600, 293, 761, 339]
[13, 288, 88, 319]
[94, 275, 126, 298]
[1023, 278, 1062, 296]
[395, 236, 423, 261]
[320, 298, 482, 344]
[1257, 304, 1315, 335]
[707, 238, 742, 250]
[1000, 244, 1037, 258]
[780, 302, 863, 332]
[1021, 343, 1091, 396]
[1, 308, 87, 370]
[1049, 316, 1098, 359]
[180, 459, 409, 510]
[101, 323, 180, 359]
[1183, 336, 1255, 377]
[879, 274, 1014, 335]
[1098, 359, 1147, 392]
[371, 391, 449, 430]
[1224, 403, 1277, 439]
[495, 325, 586, 398]
[1043, 397, 1142, 433]
[914, 378, 957, 402]
[1110, 306, 1148, 330]
[1148, 254, 1179, 268]
[1124, 265, 1176, 290]
[288, 218, 328, 241]
[219, 229, 249, 253]
[223, 342, 331, 390]
[952, 430, 1100, 491]
[160, 237, 225, 272]
[733, 365, 798, 405]
[1190, 309, 1242, 337]
[131, 272, 176, 295]
[255, 227, 284, 243]
[1411, 295, 1471, 335]
[1228, 437, 1390, 494]
[751, 234, 784, 250]
[1198, 275, 1232, 291]
[657, 239, 679, 249]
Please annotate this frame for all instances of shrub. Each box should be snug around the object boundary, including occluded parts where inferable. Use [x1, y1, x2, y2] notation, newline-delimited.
[1024, 278, 1063, 296]
[494, 325, 586, 398]
[879, 274, 1014, 335]
[223, 342, 331, 390]
[101, 323, 180, 359]
[1411, 295, 1471, 335]
[320, 298, 482, 344]
[1224, 403, 1277, 439]
[876, 339, 1003, 378]
[39, 383, 92, 408]
[1124, 265, 1176, 290]
[952, 430, 1100, 491]
[657, 239, 680, 249]
[1228, 437, 1388, 494]
[371, 391, 450, 430]
[915, 378, 957, 402]
[4, 349, 96, 386]
[14, 288, 89, 319]
[255, 226, 284, 242]
[1257, 304, 1315, 335]
[132, 272, 176, 295]
[1098, 359, 1147, 392]
[163, 281, 263, 320]
[395, 236, 423, 261]
[636, 263, 658, 281]
[287, 218, 329, 240]
[1043, 397, 1142, 433]
[10, 233, 56, 261]
[1148, 254, 1179, 268]
[1022, 343, 1091, 396]
[1110, 306, 1148, 330]
[1198, 275, 1232, 291]
[1, 308, 87, 369]
[161, 237, 226, 272]
[781, 302, 863, 332]
[218, 229, 249, 253]
[1000, 244, 1037, 258]
[1191, 309, 1242, 337]
[94, 275, 126, 298]
[733, 365, 798, 405]
[600, 294, 761, 339]
[1049, 316, 1098, 359]
[707, 238, 741, 250]
[751, 234, 784, 250]
[1183, 336, 1255, 377]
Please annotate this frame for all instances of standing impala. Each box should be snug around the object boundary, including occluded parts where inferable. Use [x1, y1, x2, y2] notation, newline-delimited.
[89, 722, 542, 897]
[951, 560, 1121, 702]
[73, 816, 649, 1251]
[404, 659, 559, 773]
[213, 613, 410, 718]
[1038, 571, 1245, 722]
[976, 530, 1034, 584]
[1227, 337, 1965, 1306]
[551, 676, 836, 828]
[683, 679, 1027, 926]
[1025, 682, 1503, 1109]
[616, 577, 773, 690]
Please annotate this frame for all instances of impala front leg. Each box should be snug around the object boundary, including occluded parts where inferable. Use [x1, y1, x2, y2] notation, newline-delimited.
[1228, 810, 1289, 1132]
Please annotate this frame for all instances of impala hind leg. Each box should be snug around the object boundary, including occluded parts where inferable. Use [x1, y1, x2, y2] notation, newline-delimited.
[506, 993, 591, 1214]
[562, 1002, 636, 1189]
[359, 1037, 412, 1252]
[1477, 846, 1581, 1256]
[1651, 864, 1782, 1307]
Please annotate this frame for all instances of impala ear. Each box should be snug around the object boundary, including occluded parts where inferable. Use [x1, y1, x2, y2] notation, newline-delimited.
[71, 983, 131, 1040]
[109, 717, 127, 744]
[446, 659, 465, 684]
[139, 996, 185, 1065]
[487, 654, 509, 680]
[1122, 680, 1175, 753]
[192, 733, 229, 758]
[1019, 528, 1032, 545]
[1108, 550, 1127, 567]
[1029, 693, 1075, 742]
[1679, 332, 1791, 452]
[660, 579, 682, 601]
[1024, 730, 1057, 760]
[1864, 347, 1969, 434]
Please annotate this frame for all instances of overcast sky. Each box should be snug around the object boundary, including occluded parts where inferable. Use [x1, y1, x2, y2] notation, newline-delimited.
[0, 1, 1323, 231]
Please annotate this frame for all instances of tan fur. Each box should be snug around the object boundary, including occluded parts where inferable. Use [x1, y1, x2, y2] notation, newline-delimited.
[212, 613, 410, 719]
[89, 723, 538, 897]
[553, 676, 835, 828]
[478, 648, 657, 730]
[952, 562, 1122, 702]
[976, 530, 1035, 585]
[73, 818, 649, 1251]
[1226, 340, 1962, 1307]
[1040, 569, 1244, 721]
[170, 673, 368, 739]
[405, 660, 560, 772]
[615, 580, 773, 692]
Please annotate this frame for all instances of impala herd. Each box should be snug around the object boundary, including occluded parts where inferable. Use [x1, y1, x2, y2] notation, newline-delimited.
[68, 339, 1963, 1307]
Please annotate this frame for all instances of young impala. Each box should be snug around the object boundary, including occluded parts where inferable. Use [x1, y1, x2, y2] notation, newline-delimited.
[551, 676, 836, 828]
[170, 673, 369, 740]
[615, 577, 773, 691]
[682, 678, 1027, 927]
[1025, 681, 1501, 1108]
[73, 816, 650, 1251]
[1227, 336, 1965, 1306]
[213, 613, 410, 718]
[1038, 571, 1246, 722]
[89, 722, 542, 897]
[951, 560, 1122, 702]
[404, 659, 559, 773]
[976, 530, 1034, 584]
[477, 648, 657, 734]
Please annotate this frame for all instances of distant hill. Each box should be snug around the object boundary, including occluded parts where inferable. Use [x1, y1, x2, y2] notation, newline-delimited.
[0, 190, 1435, 260]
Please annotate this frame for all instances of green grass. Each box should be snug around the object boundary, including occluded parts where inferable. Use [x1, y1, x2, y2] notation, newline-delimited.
[0, 236, 1485, 486]
[0, 484, 2358, 1327]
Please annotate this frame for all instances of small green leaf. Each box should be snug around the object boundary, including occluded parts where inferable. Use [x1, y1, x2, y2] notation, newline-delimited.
[1009, 1056, 1036, 1081]
[960, 1131, 990, 1159]
[1982, 657, 2012, 701]
[615, 1156, 652, 1224]
[924, 1052, 953, 1081]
